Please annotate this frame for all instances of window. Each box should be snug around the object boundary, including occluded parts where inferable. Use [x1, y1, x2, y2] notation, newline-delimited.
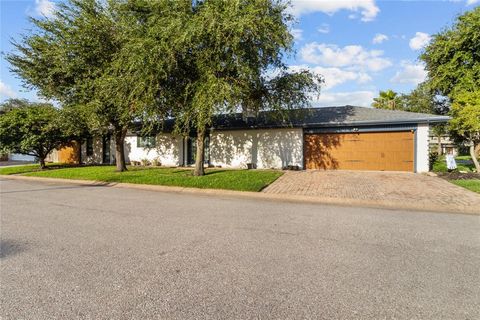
[137, 136, 156, 148]
[86, 137, 94, 156]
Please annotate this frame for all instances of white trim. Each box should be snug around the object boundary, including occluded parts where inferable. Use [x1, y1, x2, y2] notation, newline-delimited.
[415, 123, 430, 172]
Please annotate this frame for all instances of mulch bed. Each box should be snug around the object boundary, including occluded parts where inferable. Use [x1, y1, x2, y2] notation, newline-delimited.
[437, 172, 480, 180]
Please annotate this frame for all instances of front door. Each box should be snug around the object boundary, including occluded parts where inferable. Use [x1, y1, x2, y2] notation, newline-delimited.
[187, 137, 196, 165]
[185, 136, 210, 166]
[102, 135, 111, 164]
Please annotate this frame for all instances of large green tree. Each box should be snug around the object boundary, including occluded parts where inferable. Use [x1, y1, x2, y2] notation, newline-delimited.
[6, 0, 174, 171]
[0, 100, 69, 169]
[449, 91, 480, 171]
[172, 0, 322, 176]
[397, 82, 448, 114]
[420, 7, 480, 170]
[421, 7, 480, 97]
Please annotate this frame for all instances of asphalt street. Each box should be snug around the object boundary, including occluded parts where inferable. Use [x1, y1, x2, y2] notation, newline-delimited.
[1, 178, 479, 319]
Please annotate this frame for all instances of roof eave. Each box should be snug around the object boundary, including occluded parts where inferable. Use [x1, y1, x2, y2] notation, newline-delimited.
[305, 117, 451, 128]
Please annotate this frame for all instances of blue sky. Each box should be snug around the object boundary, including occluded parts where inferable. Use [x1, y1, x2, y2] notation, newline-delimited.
[1, 0, 479, 106]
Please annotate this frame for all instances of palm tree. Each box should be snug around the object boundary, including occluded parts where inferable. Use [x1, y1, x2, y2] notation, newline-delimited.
[372, 90, 399, 110]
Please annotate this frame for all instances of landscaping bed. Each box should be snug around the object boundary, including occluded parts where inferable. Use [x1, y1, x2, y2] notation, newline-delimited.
[0, 164, 283, 192]
[437, 171, 480, 180]
[432, 155, 479, 194]
[436, 172, 480, 194]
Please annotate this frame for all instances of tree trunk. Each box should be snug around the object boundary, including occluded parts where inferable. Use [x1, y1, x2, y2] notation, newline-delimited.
[114, 128, 128, 172]
[193, 128, 206, 176]
[436, 133, 442, 155]
[76, 140, 82, 165]
[469, 142, 480, 172]
[39, 157, 46, 169]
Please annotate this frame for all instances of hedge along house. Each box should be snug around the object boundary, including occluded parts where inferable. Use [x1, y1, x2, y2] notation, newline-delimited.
[80, 106, 449, 173]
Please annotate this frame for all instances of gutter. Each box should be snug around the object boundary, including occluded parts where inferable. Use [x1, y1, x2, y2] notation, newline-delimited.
[212, 116, 451, 131]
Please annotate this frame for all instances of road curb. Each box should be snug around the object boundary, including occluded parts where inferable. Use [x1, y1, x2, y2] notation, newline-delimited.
[1, 174, 477, 215]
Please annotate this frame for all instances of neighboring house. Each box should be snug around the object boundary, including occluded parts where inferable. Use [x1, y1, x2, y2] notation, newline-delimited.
[80, 106, 449, 173]
[46, 143, 81, 164]
[4, 144, 80, 164]
[429, 133, 458, 155]
[8, 153, 36, 161]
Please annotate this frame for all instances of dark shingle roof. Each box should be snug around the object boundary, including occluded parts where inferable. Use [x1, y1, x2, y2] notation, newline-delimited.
[211, 106, 450, 130]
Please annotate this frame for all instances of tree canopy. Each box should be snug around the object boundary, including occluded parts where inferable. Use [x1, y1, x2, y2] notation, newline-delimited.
[0, 100, 70, 168]
[170, 0, 322, 175]
[421, 7, 480, 170]
[6, 0, 177, 171]
[6, 0, 322, 175]
[449, 91, 480, 170]
[421, 7, 480, 97]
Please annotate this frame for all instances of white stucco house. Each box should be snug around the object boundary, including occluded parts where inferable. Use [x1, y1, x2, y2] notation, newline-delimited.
[80, 106, 449, 173]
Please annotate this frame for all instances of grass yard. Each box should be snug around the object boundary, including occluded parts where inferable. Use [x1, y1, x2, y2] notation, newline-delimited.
[433, 155, 476, 173]
[451, 179, 480, 194]
[0, 163, 70, 175]
[432, 155, 480, 193]
[0, 165, 283, 192]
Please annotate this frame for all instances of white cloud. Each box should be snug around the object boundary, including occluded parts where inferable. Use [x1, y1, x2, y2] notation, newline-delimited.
[291, 28, 303, 41]
[409, 32, 431, 50]
[289, 0, 379, 22]
[0, 81, 17, 99]
[313, 90, 376, 107]
[372, 33, 388, 44]
[35, 0, 55, 18]
[390, 61, 427, 85]
[290, 65, 372, 90]
[467, 0, 480, 5]
[300, 42, 392, 71]
[317, 23, 330, 34]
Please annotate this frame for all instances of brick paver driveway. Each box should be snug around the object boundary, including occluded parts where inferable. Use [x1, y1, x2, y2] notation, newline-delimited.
[263, 171, 480, 214]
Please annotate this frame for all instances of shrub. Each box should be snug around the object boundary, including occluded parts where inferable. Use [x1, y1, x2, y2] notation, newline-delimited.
[429, 151, 439, 171]
[151, 158, 161, 166]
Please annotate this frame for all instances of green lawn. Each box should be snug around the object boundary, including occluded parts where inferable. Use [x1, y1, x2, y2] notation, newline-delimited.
[0, 163, 71, 175]
[0, 165, 283, 192]
[451, 179, 480, 194]
[433, 155, 476, 173]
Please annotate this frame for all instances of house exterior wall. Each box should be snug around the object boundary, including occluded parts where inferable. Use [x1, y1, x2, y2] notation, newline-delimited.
[416, 123, 430, 173]
[81, 136, 104, 164]
[428, 130, 458, 155]
[125, 134, 183, 166]
[45, 149, 59, 163]
[209, 128, 304, 169]
[69, 123, 432, 172]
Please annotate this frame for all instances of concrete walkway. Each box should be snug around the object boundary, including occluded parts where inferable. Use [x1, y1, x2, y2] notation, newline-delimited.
[263, 170, 480, 214]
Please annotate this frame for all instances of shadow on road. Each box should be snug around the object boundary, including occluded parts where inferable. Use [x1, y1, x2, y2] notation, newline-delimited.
[0, 239, 29, 259]
[0, 181, 112, 194]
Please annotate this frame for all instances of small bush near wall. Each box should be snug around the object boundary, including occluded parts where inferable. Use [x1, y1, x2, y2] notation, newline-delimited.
[151, 158, 161, 166]
[429, 151, 439, 171]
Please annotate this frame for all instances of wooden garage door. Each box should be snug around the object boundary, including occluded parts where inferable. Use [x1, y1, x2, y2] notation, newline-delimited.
[58, 142, 80, 164]
[305, 131, 414, 172]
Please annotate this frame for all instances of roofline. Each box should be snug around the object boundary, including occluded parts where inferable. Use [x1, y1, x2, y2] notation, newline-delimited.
[211, 116, 451, 131]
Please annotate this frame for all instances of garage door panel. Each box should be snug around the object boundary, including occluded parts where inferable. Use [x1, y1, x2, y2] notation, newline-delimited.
[305, 131, 414, 172]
